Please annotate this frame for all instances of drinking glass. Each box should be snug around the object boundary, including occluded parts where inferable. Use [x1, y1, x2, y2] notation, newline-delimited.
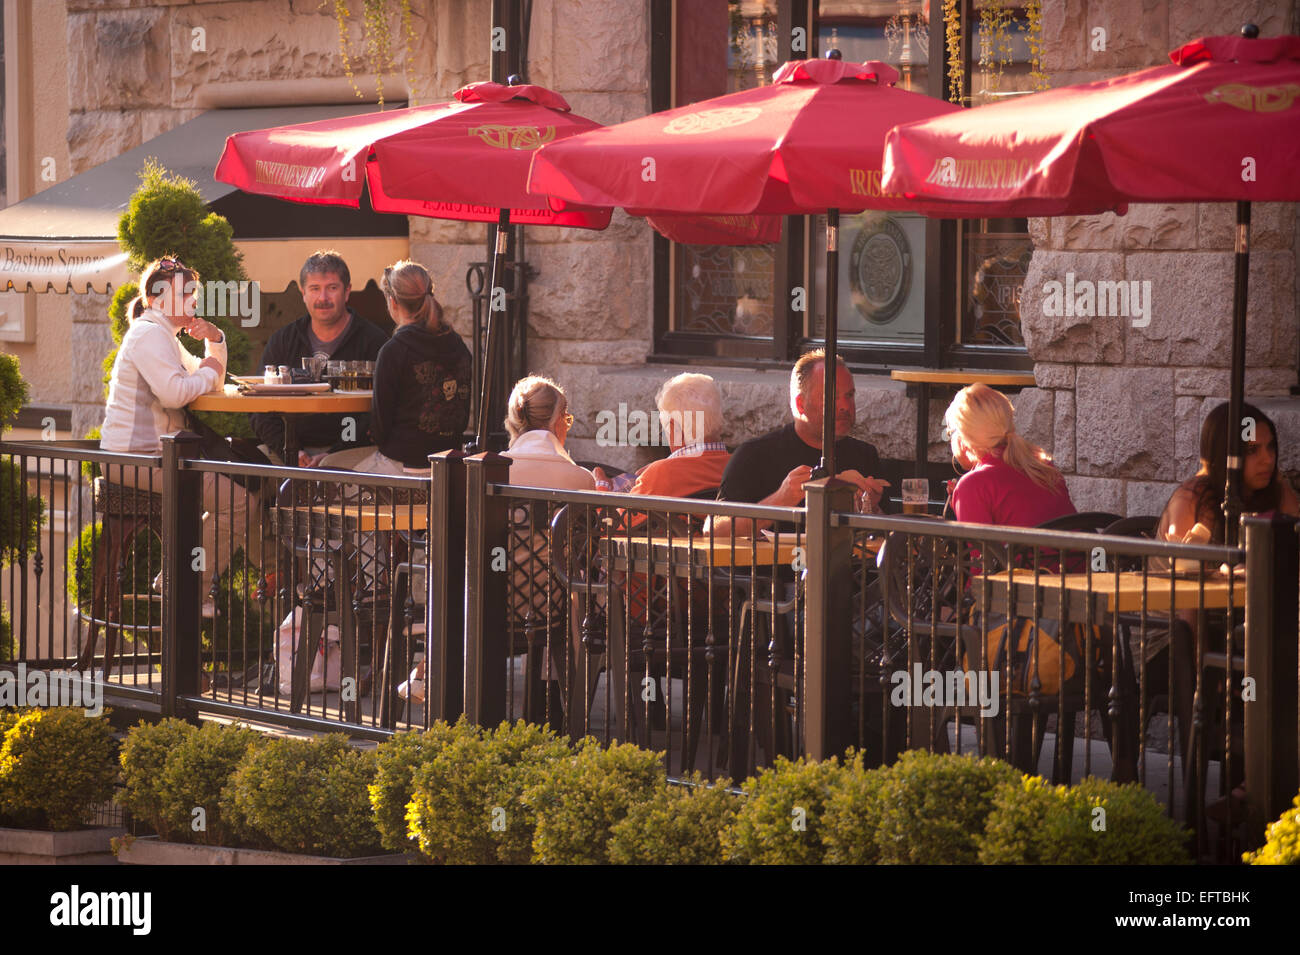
[902, 479, 930, 516]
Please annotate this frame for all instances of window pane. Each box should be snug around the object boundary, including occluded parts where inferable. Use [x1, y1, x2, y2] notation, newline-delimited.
[960, 222, 1031, 347]
[671, 0, 779, 340]
[817, 0, 932, 95]
[811, 211, 926, 346]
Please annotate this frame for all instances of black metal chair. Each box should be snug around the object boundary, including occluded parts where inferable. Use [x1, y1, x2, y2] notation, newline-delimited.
[1038, 511, 1123, 533]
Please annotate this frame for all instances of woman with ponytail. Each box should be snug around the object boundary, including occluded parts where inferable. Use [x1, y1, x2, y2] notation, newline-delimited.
[943, 383, 1075, 527]
[334, 260, 472, 474]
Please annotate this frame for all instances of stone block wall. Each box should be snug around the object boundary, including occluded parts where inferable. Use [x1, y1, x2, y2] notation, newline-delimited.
[1016, 0, 1300, 516]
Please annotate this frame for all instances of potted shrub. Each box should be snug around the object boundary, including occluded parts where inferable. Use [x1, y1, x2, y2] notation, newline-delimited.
[117, 722, 402, 864]
[115, 719, 264, 863]
[978, 775, 1193, 864]
[724, 755, 845, 865]
[0, 708, 122, 863]
[607, 773, 739, 865]
[404, 719, 571, 864]
[223, 733, 392, 863]
[524, 739, 667, 864]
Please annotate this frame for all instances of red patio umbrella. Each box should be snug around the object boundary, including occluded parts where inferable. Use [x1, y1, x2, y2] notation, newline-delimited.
[882, 28, 1300, 542]
[528, 55, 1112, 477]
[215, 80, 615, 449]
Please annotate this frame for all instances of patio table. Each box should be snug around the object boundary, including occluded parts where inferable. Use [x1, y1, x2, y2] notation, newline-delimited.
[972, 569, 1245, 619]
[190, 385, 373, 466]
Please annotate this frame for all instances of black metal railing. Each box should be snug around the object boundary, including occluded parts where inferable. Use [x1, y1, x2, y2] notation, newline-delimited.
[1, 435, 1296, 862]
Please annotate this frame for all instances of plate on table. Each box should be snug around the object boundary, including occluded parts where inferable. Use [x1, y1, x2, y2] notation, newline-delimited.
[332, 388, 373, 396]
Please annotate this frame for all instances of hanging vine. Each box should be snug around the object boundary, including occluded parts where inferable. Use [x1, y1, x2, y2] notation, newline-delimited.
[327, 0, 420, 108]
[1022, 0, 1049, 90]
[978, 0, 1014, 97]
[941, 0, 963, 104]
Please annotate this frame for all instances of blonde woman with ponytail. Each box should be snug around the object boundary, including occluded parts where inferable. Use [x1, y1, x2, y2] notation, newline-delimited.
[326, 260, 472, 474]
[943, 383, 1075, 527]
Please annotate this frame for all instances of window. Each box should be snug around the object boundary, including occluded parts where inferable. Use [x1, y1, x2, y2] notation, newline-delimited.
[651, 0, 1038, 370]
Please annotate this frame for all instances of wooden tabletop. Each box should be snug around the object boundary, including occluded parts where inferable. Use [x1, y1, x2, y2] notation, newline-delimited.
[276, 503, 428, 533]
[190, 386, 373, 414]
[978, 569, 1246, 616]
[607, 533, 882, 569]
[891, 369, 1037, 387]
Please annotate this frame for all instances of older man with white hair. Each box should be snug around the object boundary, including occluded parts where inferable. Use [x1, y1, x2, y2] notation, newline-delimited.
[624, 372, 730, 501]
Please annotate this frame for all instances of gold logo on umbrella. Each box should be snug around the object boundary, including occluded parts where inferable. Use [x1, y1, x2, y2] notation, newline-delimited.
[1205, 83, 1300, 112]
[664, 107, 763, 135]
[442, 379, 458, 400]
[469, 125, 557, 149]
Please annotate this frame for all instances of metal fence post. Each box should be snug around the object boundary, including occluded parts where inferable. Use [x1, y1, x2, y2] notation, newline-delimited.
[160, 431, 204, 719]
[427, 450, 467, 722]
[463, 451, 512, 727]
[804, 477, 856, 762]
[1243, 513, 1299, 842]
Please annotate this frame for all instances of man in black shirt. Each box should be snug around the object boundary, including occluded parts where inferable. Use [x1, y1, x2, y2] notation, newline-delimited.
[251, 251, 390, 466]
[714, 350, 891, 536]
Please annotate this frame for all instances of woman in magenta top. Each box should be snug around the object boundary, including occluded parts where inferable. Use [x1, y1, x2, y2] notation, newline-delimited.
[944, 383, 1075, 528]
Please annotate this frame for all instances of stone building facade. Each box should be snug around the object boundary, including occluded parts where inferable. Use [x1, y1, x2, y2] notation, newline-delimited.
[3, 0, 1298, 519]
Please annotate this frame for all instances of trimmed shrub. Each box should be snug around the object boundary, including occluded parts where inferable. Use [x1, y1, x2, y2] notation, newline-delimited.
[117, 718, 196, 839]
[821, 750, 889, 865]
[226, 734, 382, 858]
[724, 755, 844, 865]
[979, 775, 1192, 865]
[873, 750, 1023, 865]
[0, 708, 118, 830]
[608, 774, 739, 865]
[1244, 792, 1300, 865]
[526, 739, 667, 864]
[407, 719, 571, 864]
[369, 721, 464, 855]
[0, 605, 11, 663]
[156, 722, 263, 845]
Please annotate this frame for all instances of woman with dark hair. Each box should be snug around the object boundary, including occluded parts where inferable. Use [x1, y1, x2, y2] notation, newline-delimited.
[1158, 401, 1298, 544]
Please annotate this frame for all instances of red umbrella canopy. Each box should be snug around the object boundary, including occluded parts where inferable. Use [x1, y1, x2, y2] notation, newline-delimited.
[215, 81, 612, 229]
[882, 34, 1300, 207]
[528, 57, 1108, 219]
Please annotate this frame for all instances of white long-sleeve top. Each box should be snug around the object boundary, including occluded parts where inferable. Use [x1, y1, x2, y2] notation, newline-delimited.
[100, 308, 226, 454]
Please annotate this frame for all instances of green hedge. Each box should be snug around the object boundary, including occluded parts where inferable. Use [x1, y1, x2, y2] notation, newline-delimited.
[725, 756, 843, 865]
[979, 775, 1192, 865]
[0, 709, 118, 831]
[406, 719, 571, 864]
[608, 773, 739, 865]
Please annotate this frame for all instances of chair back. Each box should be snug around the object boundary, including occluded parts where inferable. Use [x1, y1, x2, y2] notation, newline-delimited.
[1037, 511, 1122, 533]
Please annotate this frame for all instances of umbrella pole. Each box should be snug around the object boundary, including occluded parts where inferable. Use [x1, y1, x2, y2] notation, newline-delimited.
[1223, 200, 1250, 548]
[815, 209, 840, 480]
[475, 208, 512, 451]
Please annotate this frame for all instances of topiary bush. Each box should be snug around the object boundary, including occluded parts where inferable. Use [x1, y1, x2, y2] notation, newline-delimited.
[155, 721, 264, 845]
[0, 455, 45, 567]
[407, 719, 572, 864]
[111, 160, 253, 438]
[608, 773, 740, 865]
[724, 755, 845, 865]
[369, 721, 463, 856]
[871, 750, 1023, 865]
[226, 734, 382, 858]
[978, 775, 1192, 865]
[117, 718, 196, 840]
[525, 739, 667, 864]
[1244, 791, 1300, 865]
[0, 606, 12, 663]
[0, 708, 118, 831]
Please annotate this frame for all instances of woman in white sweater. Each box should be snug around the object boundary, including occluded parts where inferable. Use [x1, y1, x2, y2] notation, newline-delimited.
[502, 375, 597, 491]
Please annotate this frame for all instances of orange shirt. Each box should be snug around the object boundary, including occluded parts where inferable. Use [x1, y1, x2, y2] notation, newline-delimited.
[628, 449, 730, 500]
